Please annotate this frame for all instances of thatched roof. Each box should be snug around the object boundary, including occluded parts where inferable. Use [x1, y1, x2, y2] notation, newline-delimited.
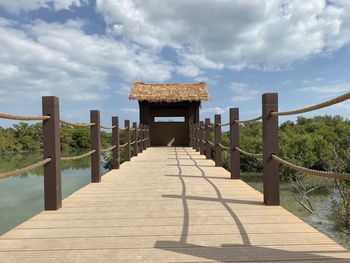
[129, 81, 210, 102]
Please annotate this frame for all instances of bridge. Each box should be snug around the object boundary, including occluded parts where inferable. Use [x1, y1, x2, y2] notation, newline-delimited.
[0, 92, 350, 262]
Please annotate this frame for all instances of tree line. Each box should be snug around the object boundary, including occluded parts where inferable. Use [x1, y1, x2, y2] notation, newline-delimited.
[0, 122, 113, 154]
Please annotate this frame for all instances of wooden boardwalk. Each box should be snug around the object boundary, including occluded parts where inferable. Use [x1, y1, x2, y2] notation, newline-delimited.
[0, 147, 349, 262]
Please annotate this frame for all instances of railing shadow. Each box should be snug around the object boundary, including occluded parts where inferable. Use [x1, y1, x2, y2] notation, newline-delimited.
[154, 147, 347, 261]
[154, 241, 347, 261]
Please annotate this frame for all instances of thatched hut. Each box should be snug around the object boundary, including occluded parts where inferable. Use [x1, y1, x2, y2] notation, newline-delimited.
[129, 81, 210, 146]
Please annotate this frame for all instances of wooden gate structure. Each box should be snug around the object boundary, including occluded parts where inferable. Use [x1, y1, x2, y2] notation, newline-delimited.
[129, 81, 209, 146]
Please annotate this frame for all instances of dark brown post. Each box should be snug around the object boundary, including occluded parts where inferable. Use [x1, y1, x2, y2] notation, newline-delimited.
[133, 122, 138, 156]
[215, 114, 222, 167]
[230, 108, 240, 179]
[195, 122, 200, 152]
[42, 96, 61, 210]
[90, 110, 101, 183]
[142, 125, 146, 150]
[138, 124, 143, 153]
[112, 116, 119, 169]
[189, 123, 193, 147]
[147, 125, 151, 147]
[144, 125, 148, 148]
[263, 93, 279, 206]
[190, 123, 194, 149]
[192, 124, 196, 150]
[205, 118, 211, 159]
[199, 121, 205, 155]
[125, 120, 131, 161]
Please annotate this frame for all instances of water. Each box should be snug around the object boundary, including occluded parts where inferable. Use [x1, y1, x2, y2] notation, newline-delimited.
[242, 173, 350, 250]
[0, 151, 108, 235]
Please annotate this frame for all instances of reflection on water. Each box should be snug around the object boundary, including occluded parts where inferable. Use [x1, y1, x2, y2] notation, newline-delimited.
[242, 173, 350, 251]
[0, 151, 108, 235]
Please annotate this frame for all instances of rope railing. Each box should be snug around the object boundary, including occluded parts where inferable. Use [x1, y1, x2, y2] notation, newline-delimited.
[218, 142, 230, 150]
[61, 150, 96, 161]
[271, 93, 350, 116]
[235, 116, 262, 124]
[271, 154, 350, 180]
[0, 96, 152, 211]
[235, 146, 263, 159]
[0, 113, 50, 121]
[60, 119, 95, 127]
[101, 145, 116, 153]
[216, 122, 230, 127]
[100, 125, 116, 129]
[119, 142, 128, 148]
[0, 158, 52, 180]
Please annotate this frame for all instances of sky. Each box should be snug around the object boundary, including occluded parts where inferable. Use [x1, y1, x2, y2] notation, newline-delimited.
[0, 0, 349, 127]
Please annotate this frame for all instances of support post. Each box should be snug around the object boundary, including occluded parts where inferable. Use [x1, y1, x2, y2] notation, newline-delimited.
[205, 118, 211, 159]
[145, 124, 148, 149]
[195, 122, 200, 152]
[139, 124, 143, 153]
[193, 124, 196, 150]
[133, 122, 138, 156]
[141, 124, 147, 150]
[147, 125, 151, 147]
[125, 120, 131, 161]
[215, 114, 222, 167]
[188, 123, 192, 147]
[90, 110, 101, 183]
[190, 124, 194, 149]
[42, 96, 61, 210]
[199, 121, 205, 155]
[230, 108, 240, 179]
[112, 116, 119, 169]
[262, 93, 279, 205]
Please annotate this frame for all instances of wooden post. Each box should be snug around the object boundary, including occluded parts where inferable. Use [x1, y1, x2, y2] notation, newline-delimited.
[139, 124, 143, 153]
[125, 120, 131, 161]
[230, 108, 240, 179]
[42, 96, 61, 210]
[144, 125, 148, 148]
[188, 123, 192, 147]
[195, 122, 200, 152]
[262, 93, 280, 206]
[112, 116, 119, 169]
[199, 121, 205, 155]
[205, 118, 211, 159]
[215, 114, 222, 167]
[193, 124, 196, 150]
[133, 122, 138, 156]
[141, 124, 146, 150]
[90, 110, 101, 183]
[147, 125, 151, 147]
[189, 123, 193, 148]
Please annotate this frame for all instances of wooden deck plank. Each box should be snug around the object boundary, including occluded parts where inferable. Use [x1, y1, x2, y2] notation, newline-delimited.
[0, 147, 349, 262]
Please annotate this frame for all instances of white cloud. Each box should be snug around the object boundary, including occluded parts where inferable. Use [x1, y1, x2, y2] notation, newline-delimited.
[0, 18, 172, 103]
[96, 0, 350, 70]
[302, 83, 350, 96]
[120, 108, 138, 114]
[201, 107, 225, 115]
[230, 82, 260, 102]
[0, 0, 87, 13]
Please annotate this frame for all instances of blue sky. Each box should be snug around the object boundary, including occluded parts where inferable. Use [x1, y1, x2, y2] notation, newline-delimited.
[0, 0, 349, 127]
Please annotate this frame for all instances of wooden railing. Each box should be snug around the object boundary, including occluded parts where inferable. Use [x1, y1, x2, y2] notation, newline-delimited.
[190, 92, 350, 206]
[0, 96, 150, 210]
